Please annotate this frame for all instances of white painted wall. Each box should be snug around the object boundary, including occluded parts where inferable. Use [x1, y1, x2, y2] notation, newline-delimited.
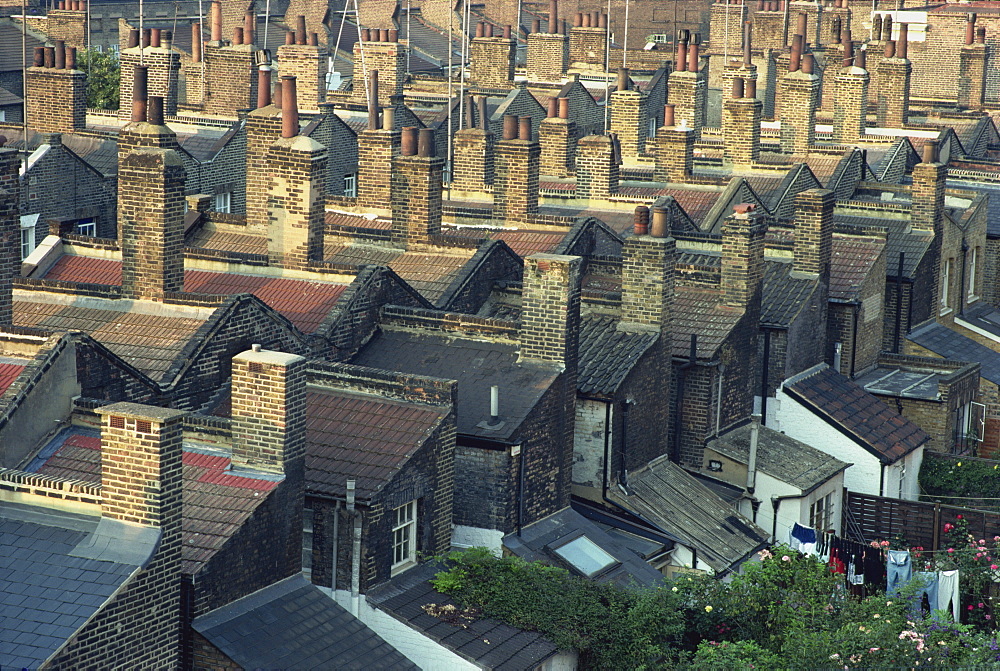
[451, 526, 504, 554]
[573, 399, 609, 492]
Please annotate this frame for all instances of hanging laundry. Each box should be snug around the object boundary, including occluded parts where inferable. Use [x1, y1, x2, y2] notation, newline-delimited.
[790, 523, 818, 555]
[886, 550, 912, 597]
[938, 569, 961, 622]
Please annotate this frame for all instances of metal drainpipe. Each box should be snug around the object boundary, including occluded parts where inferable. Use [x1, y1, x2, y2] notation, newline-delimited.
[850, 305, 859, 377]
[760, 329, 770, 424]
[960, 238, 968, 317]
[331, 501, 340, 592]
[346, 479, 360, 616]
[620, 400, 631, 487]
[672, 334, 697, 463]
[893, 252, 904, 353]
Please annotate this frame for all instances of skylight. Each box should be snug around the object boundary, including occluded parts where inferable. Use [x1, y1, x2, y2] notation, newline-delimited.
[552, 535, 618, 578]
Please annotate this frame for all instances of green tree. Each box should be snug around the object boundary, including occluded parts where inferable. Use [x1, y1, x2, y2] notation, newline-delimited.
[76, 48, 119, 110]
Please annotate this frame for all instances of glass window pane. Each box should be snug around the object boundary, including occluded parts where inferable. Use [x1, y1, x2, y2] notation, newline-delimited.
[552, 536, 617, 577]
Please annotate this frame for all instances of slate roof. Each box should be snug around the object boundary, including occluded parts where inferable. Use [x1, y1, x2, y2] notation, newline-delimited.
[782, 364, 929, 464]
[835, 214, 929, 278]
[306, 387, 447, 500]
[0, 85, 21, 106]
[607, 457, 770, 574]
[708, 424, 850, 492]
[14, 296, 207, 382]
[502, 508, 665, 588]
[761, 258, 818, 327]
[577, 314, 660, 396]
[194, 574, 416, 670]
[324, 241, 475, 304]
[909, 320, 1000, 386]
[955, 301, 1000, 340]
[855, 366, 948, 401]
[672, 287, 743, 359]
[947, 182, 1000, 236]
[443, 227, 565, 256]
[0, 501, 155, 669]
[367, 563, 561, 670]
[0, 361, 25, 396]
[29, 428, 281, 576]
[0, 22, 43, 72]
[43, 255, 349, 334]
[830, 234, 885, 301]
[352, 328, 560, 442]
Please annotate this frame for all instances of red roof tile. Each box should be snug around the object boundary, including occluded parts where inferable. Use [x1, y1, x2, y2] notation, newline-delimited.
[0, 362, 24, 396]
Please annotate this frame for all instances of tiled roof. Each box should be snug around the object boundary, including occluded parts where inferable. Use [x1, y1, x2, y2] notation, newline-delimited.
[43, 256, 348, 334]
[607, 457, 769, 574]
[0, 502, 146, 670]
[352, 328, 560, 441]
[830, 234, 885, 301]
[60, 134, 119, 177]
[708, 424, 850, 492]
[188, 228, 268, 255]
[0, 23, 43, 72]
[577, 315, 660, 396]
[761, 259, 818, 327]
[14, 298, 206, 382]
[835, 214, 928, 278]
[305, 388, 447, 500]
[367, 563, 560, 670]
[909, 321, 1000, 386]
[0, 361, 25, 396]
[194, 574, 416, 670]
[783, 364, 929, 463]
[30, 428, 280, 576]
[324, 242, 475, 304]
[0, 85, 21, 106]
[175, 122, 239, 162]
[443, 227, 565, 256]
[672, 287, 742, 358]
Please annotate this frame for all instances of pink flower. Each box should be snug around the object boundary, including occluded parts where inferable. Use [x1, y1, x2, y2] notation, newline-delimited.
[880, 540, 890, 547]
[958, 515, 964, 520]
[969, 605, 975, 611]
[980, 603, 986, 608]
[781, 555, 791, 562]
[944, 523, 955, 533]
[948, 548, 955, 553]
[988, 615, 993, 620]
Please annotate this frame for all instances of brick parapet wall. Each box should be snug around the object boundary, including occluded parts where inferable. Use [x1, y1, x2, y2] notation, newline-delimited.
[568, 26, 607, 70]
[120, 47, 180, 117]
[203, 44, 257, 116]
[26, 67, 85, 133]
[351, 40, 405, 106]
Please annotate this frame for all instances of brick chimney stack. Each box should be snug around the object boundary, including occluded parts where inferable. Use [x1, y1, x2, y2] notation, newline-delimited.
[958, 14, 987, 110]
[202, 0, 258, 115]
[610, 68, 647, 159]
[278, 16, 328, 111]
[721, 203, 765, 311]
[778, 45, 819, 154]
[245, 67, 284, 229]
[526, 0, 568, 81]
[470, 23, 516, 88]
[0, 149, 18, 326]
[654, 104, 695, 183]
[575, 134, 618, 199]
[621, 205, 675, 331]
[912, 140, 945, 313]
[96, 402, 185, 533]
[46, 2, 88, 49]
[357, 71, 398, 211]
[119, 99, 186, 302]
[391, 127, 444, 247]
[792, 188, 834, 278]
[667, 31, 706, 140]
[453, 98, 495, 192]
[494, 115, 541, 224]
[539, 97, 576, 177]
[875, 25, 911, 128]
[267, 76, 327, 270]
[120, 29, 180, 118]
[832, 42, 869, 143]
[352, 28, 405, 106]
[230, 347, 307, 474]
[722, 75, 762, 168]
[25, 42, 85, 133]
[519, 252, 582, 374]
[568, 11, 608, 71]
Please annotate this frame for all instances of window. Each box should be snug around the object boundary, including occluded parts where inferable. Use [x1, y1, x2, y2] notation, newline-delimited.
[74, 219, 96, 236]
[213, 191, 231, 213]
[19, 216, 36, 260]
[898, 461, 906, 499]
[302, 504, 314, 580]
[0, 109, 6, 122]
[391, 501, 417, 574]
[968, 246, 978, 300]
[551, 535, 618, 577]
[941, 258, 951, 313]
[343, 173, 357, 198]
[809, 492, 835, 533]
[647, 115, 658, 138]
[954, 401, 985, 454]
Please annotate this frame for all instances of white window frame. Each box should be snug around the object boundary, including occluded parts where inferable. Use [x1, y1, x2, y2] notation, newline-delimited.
[302, 503, 314, 580]
[809, 492, 835, 533]
[968, 246, 978, 301]
[20, 217, 35, 260]
[74, 218, 96, 236]
[344, 173, 357, 198]
[940, 257, 952, 314]
[213, 191, 231, 214]
[391, 500, 417, 575]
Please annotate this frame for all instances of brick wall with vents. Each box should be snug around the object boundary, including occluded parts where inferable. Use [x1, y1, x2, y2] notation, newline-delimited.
[25, 66, 85, 133]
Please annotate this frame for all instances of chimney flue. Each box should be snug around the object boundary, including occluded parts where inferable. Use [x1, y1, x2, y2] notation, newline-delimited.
[664, 103, 675, 127]
[547, 97, 558, 118]
[502, 114, 518, 140]
[191, 23, 202, 62]
[273, 80, 282, 109]
[518, 115, 532, 141]
[617, 67, 629, 91]
[210, 0, 222, 42]
[148, 96, 165, 125]
[55, 40, 66, 69]
[633, 205, 650, 235]
[296, 15, 307, 45]
[151, 28, 161, 47]
[558, 97, 569, 119]
[967, 14, 977, 47]
[234, 26, 244, 45]
[245, 11, 255, 45]
[923, 139, 938, 164]
[66, 47, 76, 69]
[418, 128, 435, 157]
[281, 76, 298, 138]
[401, 126, 418, 156]
[257, 67, 272, 108]
[732, 77, 745, 98]
[897, 23, 908, 59]
[676, 30, 688, 72]
[688, 34, 700, 72]
[549, 0, 559, 32]
[790, 34, 802, 71]
[43, 46, 55, 68]
[802, 53, 814, 74]
[743, 21, 753, 65]
[479, 96, 490, 130]
[132, 65, 148, 122]
[490, 385, 500, 423]
[32, 46, 43, 67]
[650, 206, 669, 237]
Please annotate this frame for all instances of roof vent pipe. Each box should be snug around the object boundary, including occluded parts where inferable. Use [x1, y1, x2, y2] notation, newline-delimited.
[490, 385, 500, 423]
[650, 206, 669, 237]
[833, 342, 843, 372]
[746, 414, 761, 494]
[132, 65, 148, 122]
[281, 76, 298, 138]
[633, 205, 649, 235]
[418, 127, 435, 157]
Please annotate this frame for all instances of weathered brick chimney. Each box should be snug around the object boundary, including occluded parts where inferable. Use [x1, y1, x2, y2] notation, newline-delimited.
[202, 0, 258, 115]
[452, 101, 495, 192]
[620, 205, 674, 331]
[25, 42, 85, 133]
[352, 28, 405, 106]
[667, 31, 706, 140]
[832, 41, 868, 143]
[709, 0, 748, 58]
[654, 104, 694, 183]
[610, 68, 646, 159]
[46, 2, 88, 48]
[912, 140, 945, 312]
[357, 71, 398, 211]
[0, 148, 18, 326]
[539, 97, 576, 177]
[958, 15, 987, 110]
[778, 46, 819, 154]
[575, 134, 618, 199]
[519, 252, 582, 375]
[494, 114, 540, 224]
[246, 66, 283, 229]
[722, 75, 761, 167]
[391, 127, 443, 247]
[120, 29, 180, 118]
[119, 96, 186, 301]
[230, 346, 307, 474]
[721, 203, 765, 311]
[469, 22, 515, 89]
[792, 188, 833, 278]
[267, 76, 327, 270]
[278, 16, 328, 112]
[568, 11, 608, 71]
[526, 0, 568, 82]
[875, 27, 910, 128]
